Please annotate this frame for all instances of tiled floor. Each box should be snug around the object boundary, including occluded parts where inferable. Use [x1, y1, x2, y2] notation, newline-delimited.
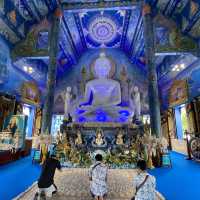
[17, 168, 163, 200]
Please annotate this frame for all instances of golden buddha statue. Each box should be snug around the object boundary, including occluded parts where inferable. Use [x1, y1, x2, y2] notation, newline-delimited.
[75, 130, 83, 146]
[95, 128, 105, 146]
[116, 130, 124, 145]
[62, 136, 71, 157]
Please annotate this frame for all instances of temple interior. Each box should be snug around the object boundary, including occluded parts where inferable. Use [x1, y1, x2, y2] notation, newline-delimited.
[1, 0, 200, 200]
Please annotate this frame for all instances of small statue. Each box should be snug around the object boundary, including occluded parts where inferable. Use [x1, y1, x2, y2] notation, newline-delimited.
[130, 86, 141, 120]
[92, 128, 107, 147]
[56, 131, 62, 143]
[116, 130, 124, 145]
[95, 128, 105, 146]
[75, 130, 83, 146]
[63, 136, 71, 157]
[63, 86, 72, 119]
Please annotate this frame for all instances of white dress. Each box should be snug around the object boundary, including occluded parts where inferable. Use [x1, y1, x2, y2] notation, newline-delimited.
[133, 173, 156, 200]
[89, 162, 108, 197]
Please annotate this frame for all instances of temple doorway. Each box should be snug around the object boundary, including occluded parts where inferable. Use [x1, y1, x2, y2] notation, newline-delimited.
[22, 104, 35, 138]
[174, 104, 189, 140]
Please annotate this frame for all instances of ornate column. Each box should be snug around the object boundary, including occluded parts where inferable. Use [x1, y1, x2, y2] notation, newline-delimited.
[143, 3, 162, 137]
[41, 8, 62, 134]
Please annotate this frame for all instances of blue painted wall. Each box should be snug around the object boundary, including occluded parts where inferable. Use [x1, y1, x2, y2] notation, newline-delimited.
[0, 37, 30, 98]
[0, 37, 10, 84]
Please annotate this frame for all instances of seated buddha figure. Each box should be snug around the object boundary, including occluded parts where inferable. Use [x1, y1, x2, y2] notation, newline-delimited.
[92, 128, 107, 147]
[79, 52, 122, 117]
[75, 130, 83, 146]
[116, 130, 124, 145]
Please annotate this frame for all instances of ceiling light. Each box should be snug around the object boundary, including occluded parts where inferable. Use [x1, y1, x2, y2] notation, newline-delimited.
[180, 63, 185, 69]
[172, 68, 176, 71]
[23, 66, 34, 74]
[29, 67, 33, 73]
[23, 66, 28, 72]
[171, 63, 186, 72]
[174, 64, 179, 69]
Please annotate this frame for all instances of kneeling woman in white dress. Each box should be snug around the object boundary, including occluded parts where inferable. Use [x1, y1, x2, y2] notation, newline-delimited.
[89, 154, 108, 200]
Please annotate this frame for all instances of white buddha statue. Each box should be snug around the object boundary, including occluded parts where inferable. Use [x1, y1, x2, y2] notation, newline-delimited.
[130, 86, 141, 120]
[79, 52, 121, 115]
[63, 86, 72, 119]
[75, 130, 83, 146]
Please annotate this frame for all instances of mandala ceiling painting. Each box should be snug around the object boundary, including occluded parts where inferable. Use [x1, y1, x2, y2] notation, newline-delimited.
[80, 10, 124, 48]
[89, 16, 117, 44]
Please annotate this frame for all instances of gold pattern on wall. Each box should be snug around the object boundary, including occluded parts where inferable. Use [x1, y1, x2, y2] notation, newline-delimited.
[21, 81, 40, 105]
[169, 79, 188, 107]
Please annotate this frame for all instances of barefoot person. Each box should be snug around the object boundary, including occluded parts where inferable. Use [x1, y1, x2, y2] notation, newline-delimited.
[132, 160, 156, 200]
[34, 152, 62, 199]
[89, 154, 108, 200]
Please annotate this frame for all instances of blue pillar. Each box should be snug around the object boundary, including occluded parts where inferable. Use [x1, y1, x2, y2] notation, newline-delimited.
[42, 8, 62, 134]
[143, 3, 162, 137]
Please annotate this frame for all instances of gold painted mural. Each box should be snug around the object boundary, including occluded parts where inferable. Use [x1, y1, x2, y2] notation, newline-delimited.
[21, 81, 40, 105]
[169, 79, 188, 107]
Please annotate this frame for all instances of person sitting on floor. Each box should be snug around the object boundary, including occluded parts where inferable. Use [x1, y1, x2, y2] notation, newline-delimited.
[132, 160, 156, 200]
[34, 152, 62, 200]
[89, 154, 108, 200]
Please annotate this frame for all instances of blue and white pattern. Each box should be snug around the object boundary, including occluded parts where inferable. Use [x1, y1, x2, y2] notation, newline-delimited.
[89, 16, 117, 44]
[133, 173, 156, 200]
[89, 162, 108, 197]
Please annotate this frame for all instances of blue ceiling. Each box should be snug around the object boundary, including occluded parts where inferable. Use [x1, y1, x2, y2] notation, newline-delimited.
[0, 0, 200, 86]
